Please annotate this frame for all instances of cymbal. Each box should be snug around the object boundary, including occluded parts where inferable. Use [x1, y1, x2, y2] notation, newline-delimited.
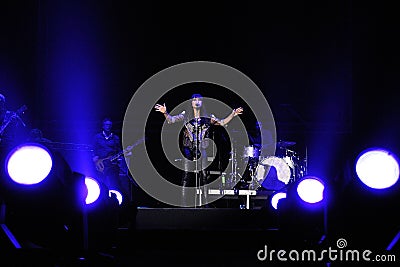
[277, 141, 296, 147]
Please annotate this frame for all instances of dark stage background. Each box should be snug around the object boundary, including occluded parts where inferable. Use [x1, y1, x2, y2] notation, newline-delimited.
[1, 0, 400, 263]
[1, 0, 399, 199]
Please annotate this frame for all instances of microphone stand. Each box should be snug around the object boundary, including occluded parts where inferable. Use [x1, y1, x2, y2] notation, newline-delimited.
[194, 117, 200, 208]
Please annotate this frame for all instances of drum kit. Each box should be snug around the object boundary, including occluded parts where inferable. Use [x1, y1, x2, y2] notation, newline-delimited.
[224, 140, 307, 191]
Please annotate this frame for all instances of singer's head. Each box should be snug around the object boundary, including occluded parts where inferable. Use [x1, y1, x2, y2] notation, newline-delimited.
[191, 93, 203, 99]
[191, 93, 203, 109]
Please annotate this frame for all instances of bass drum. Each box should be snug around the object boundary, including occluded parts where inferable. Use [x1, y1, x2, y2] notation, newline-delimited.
[255, 156, 293, 191]
[242, 145, 260, 159]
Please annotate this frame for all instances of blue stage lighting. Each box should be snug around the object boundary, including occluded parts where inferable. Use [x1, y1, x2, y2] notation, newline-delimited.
[5, 143, 53, 185]
[109, 189, 123, 205]
[270, 191, 287, 210]
[0, 143, 88, 250]
[296, 176, 325, 204]
[355, 148, 399, 190]
[0, 141, 75, 203]
[85, 177, 101, 205]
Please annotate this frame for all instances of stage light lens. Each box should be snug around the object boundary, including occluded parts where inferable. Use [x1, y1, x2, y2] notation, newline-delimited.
[355, 148, 399, 190]
[85, 177, 101, 204]
[109, 189, 123, 205]
[6, 144, 53, 185]
[296, 176, 325, 204]
[270, 192, 287, 209]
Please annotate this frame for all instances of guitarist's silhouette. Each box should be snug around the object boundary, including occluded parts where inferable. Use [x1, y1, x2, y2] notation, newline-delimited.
[92, 117, 144, 201]
[92, 118, 124, 183]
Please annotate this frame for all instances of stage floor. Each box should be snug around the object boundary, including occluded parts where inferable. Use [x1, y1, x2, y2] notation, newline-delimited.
[4, 206, 396, 267]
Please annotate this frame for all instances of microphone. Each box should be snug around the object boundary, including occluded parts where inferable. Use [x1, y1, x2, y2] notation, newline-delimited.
[211, 114, 219, 123]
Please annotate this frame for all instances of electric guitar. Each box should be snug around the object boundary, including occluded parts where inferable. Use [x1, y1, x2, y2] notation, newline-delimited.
[0, 105, 28, 142]
[95, 137, 145, 173]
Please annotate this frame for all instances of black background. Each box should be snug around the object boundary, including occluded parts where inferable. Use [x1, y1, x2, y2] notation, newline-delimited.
[1, 0, 400, 262]
[1, 0, 399, 195]
[1, 0, 399, 199]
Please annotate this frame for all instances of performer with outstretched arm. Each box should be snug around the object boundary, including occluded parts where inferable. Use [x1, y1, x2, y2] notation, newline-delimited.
[154, 93, 243, 207]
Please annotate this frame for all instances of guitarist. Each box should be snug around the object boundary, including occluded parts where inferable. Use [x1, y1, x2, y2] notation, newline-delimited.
[92, 117, 132, 198]
[0, 93, 27, 149]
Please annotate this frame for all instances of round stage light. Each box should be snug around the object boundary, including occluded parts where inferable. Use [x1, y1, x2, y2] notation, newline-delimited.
[109, 189, 123, 205]
[355, 148, 399, 190]
[296, 176, 325, 204]
[85, 177, 101, 204]
[270, 192, 287, 210]
[5, 143, 53, 185]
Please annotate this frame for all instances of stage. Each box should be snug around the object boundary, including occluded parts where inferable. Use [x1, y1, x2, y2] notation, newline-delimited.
[3, 203, 399, 267]
[112, 207, 280, 267]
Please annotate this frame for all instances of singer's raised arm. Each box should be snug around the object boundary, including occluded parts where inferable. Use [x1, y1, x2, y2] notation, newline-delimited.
[154, 103, 185, 124]
[211, 107, 243, 126]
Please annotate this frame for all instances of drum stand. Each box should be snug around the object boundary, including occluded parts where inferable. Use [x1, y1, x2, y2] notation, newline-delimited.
[227, 147, 239, 189]
[248, 157, 262, 190]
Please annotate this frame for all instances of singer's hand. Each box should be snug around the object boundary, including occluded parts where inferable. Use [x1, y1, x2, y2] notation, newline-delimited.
[233, 107, 243, 116]
[154, 103, 167, 114]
